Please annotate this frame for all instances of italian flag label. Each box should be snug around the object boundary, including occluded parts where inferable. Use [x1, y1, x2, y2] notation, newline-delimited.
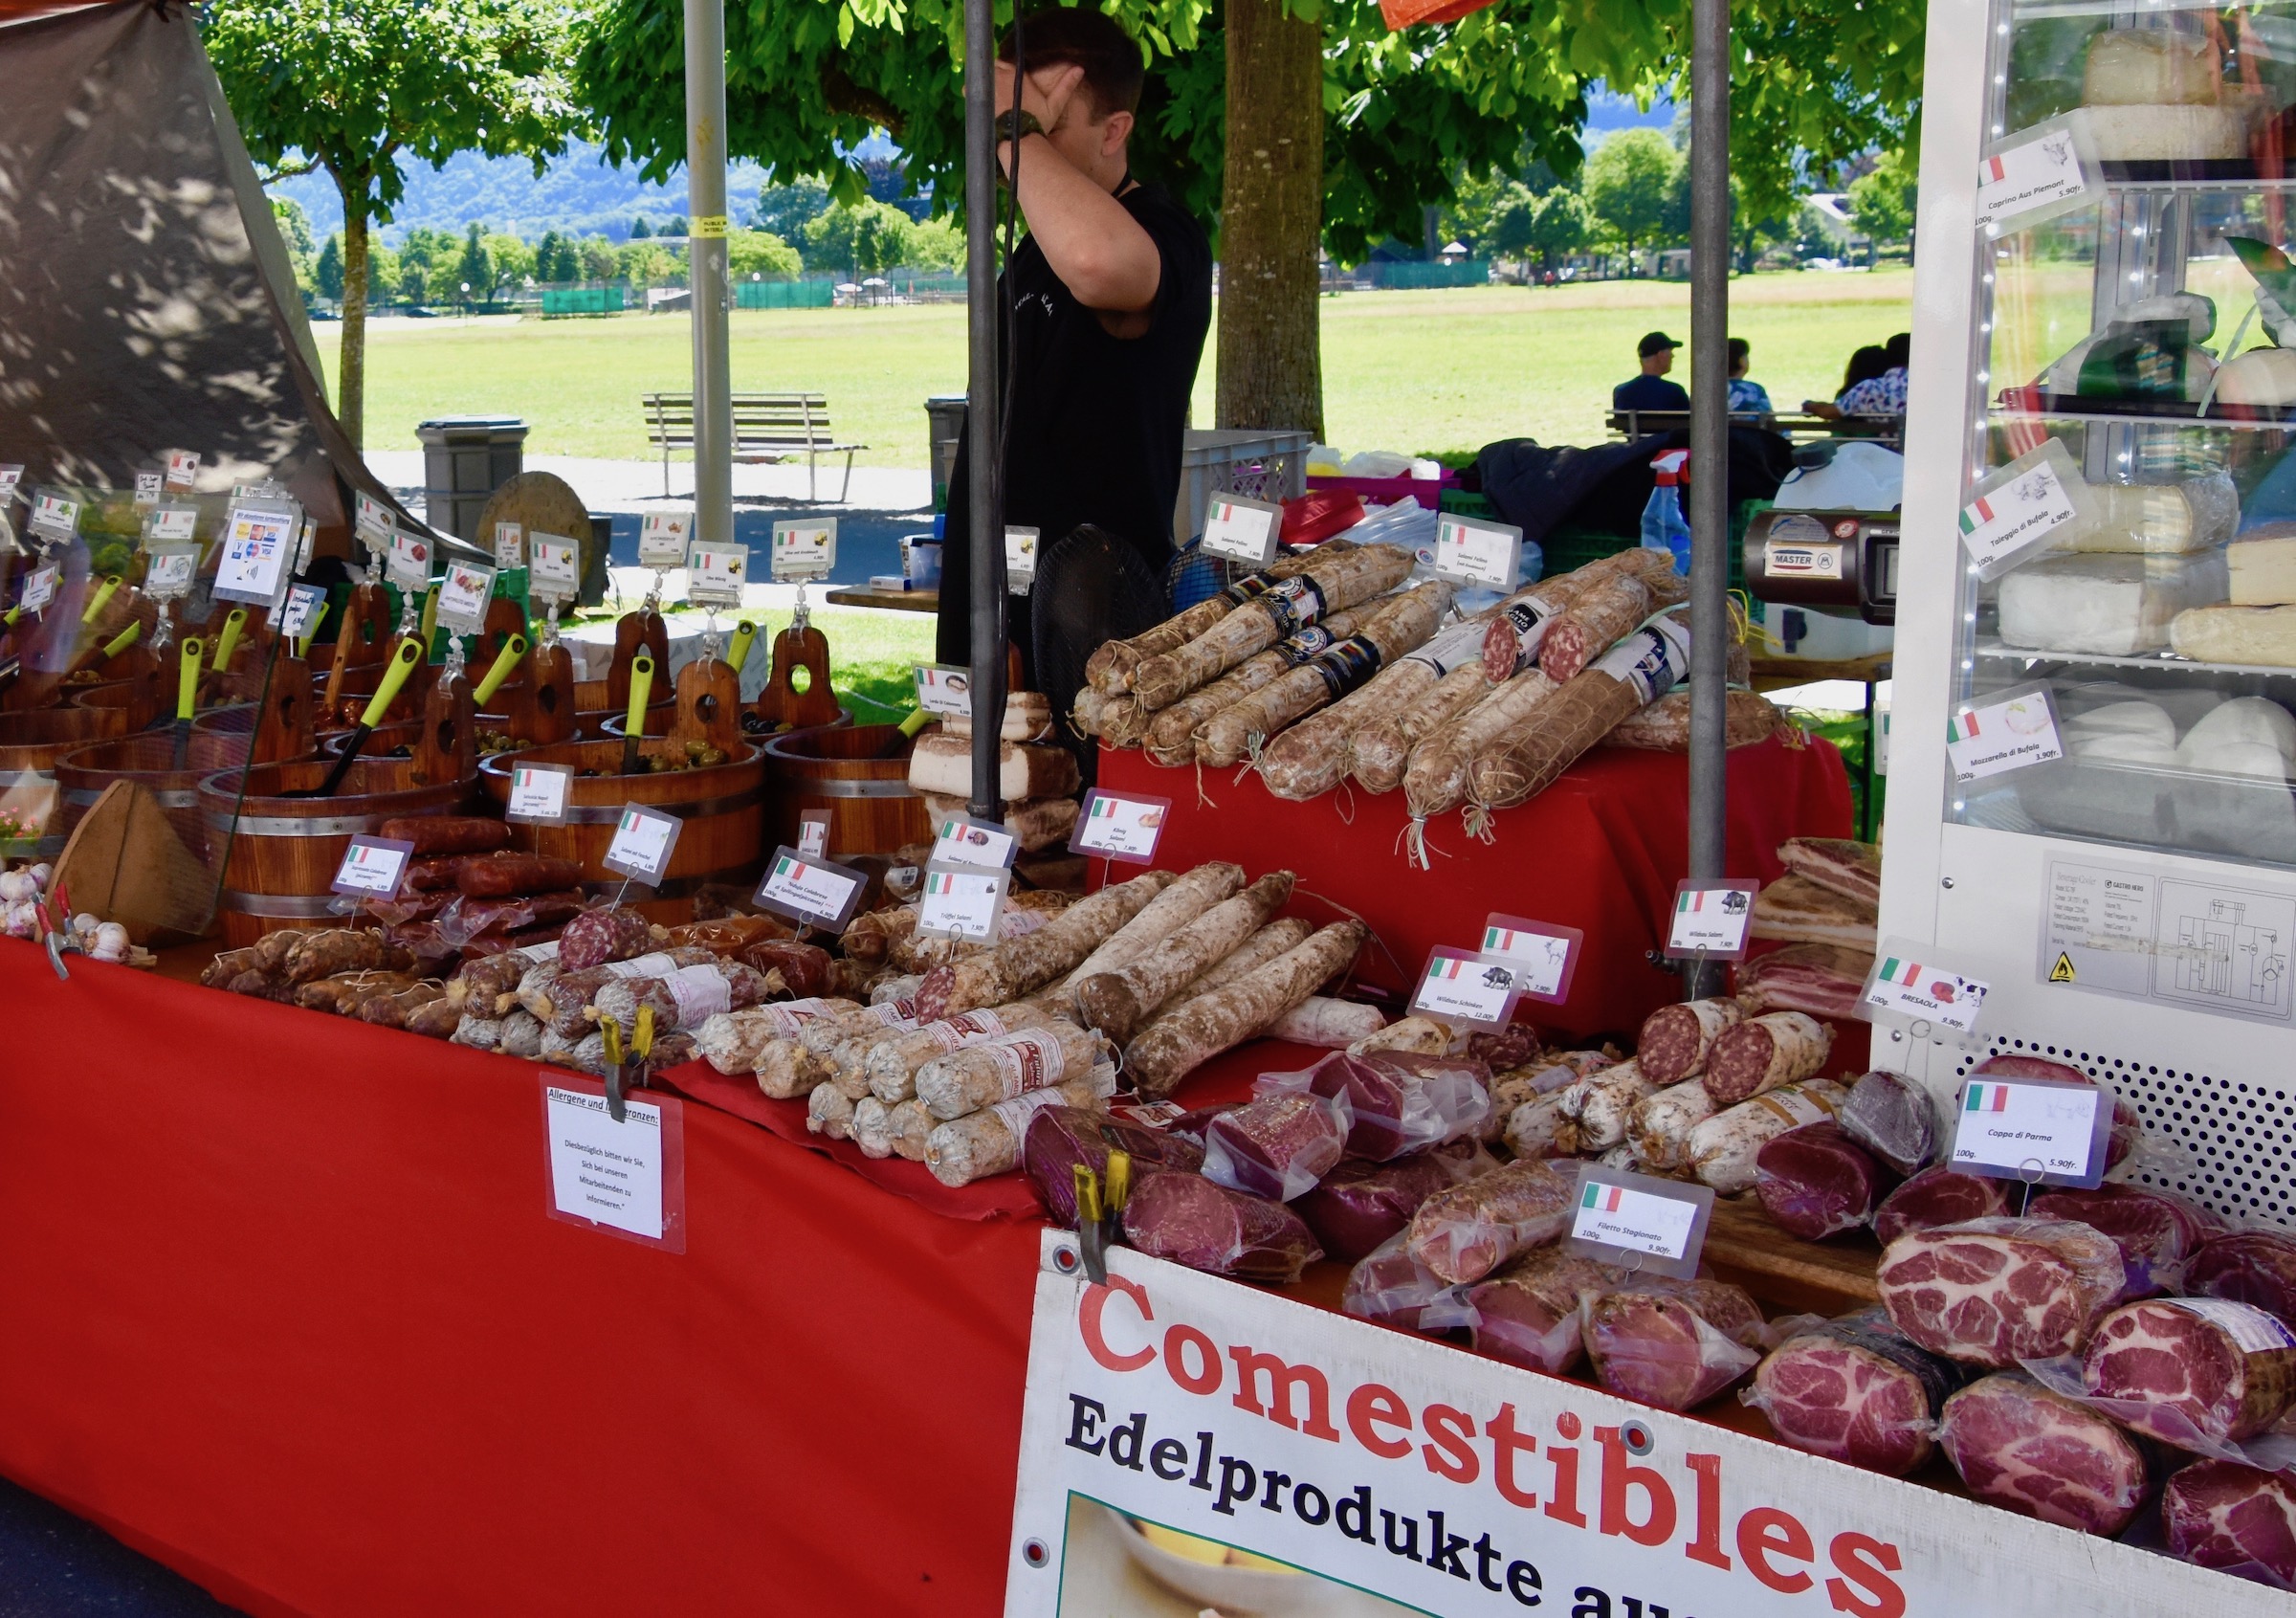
[776, 855, 806, 881]
[1957, 495, 1996, 535]
[1946, 709, 1979, 743]
[1985, 155, 2007, 183]
[1090, 798, 1117, 818]
[1677, 890, 1710, 913]
[1965, 1081, 2012, 1113]
[1580, 1183, 1624, 1213]
[1878, 957, 1926, 987]
[927, 871, 958, 896]
[1426, 957, 1466, 982]
[1486, 926, 1516, 952]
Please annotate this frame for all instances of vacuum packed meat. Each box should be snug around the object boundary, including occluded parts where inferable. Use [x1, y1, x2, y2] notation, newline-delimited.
[1873, 1165, 2012, 1246]
[1582, 1278, 1768, 1410]
[2030, 1182, 2223, 1302]
[1755, 1122, 1886, 1239]
[1937, 1372, 2153, 1535]
[1121, 1170, 1322, 1284]
[1877, 1217, 2126, 1366]
[2081, 1297, 2296, 1446]
[2187, 1230, 2296, 1328]
[1261, 1049, 1490, 1162]
[1746, 1308, 1961, 1475]
[1464, 1249, 1625, 1375]
[1403, 1157, 1575, 1285]
[1838, 1069, 1938, 1177]
[1022, 1106, 1208, 1227]
[1202, 1091, 1353, 1201]
[2163, 1461, 2296, 1587]
[1295, 1144, 1481, 1263]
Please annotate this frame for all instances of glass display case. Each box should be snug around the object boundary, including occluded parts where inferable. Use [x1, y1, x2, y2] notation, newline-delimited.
[1956, 2, 2296, 875]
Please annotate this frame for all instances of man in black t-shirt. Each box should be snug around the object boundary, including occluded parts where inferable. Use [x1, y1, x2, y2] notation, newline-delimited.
[934, 9, 1214, 680]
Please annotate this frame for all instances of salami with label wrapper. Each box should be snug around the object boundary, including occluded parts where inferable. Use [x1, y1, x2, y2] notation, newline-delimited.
[1084, 543, 1350, 696]
[1141, 606, 1371, 766]
[1195, 583, 1452, 769]
[1466, 610, 1694, 813]
[1128, 544, 1416, 712]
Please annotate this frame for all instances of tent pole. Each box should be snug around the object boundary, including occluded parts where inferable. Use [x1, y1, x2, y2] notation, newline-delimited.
[963, 0, 1007, 820]
[684, 0, 733, 551]
[1685, 0, 1731, 996]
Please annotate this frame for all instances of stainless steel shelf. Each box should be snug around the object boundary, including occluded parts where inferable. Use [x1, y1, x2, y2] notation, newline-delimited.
[1975, 635, 2296, 677]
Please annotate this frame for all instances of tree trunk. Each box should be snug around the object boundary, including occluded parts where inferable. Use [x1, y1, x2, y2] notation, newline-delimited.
[1214, 0, 1323, 438]
[339, 194, 370, 452]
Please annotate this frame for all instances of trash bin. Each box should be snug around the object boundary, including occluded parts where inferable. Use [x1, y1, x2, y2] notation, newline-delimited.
[925, 395, 967, 513]
[416, 415, 528, 542]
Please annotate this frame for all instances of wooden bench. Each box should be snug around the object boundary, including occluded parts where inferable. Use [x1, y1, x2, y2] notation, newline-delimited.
[641, 392, 869, 501]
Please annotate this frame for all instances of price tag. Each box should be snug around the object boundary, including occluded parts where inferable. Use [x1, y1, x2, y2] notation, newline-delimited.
[933, 812, 1017, 871]
[0, 466, 21, 504]
[434, 559, 495, 634]
[505, 761, 576, 825]
[1480, 913, 1582, 1004]
[386, 526, 431, 588]
[1959, 444, 2085, 580]
[329, 834, 415, 898]
[493, 521, 526, 569]
[916, 862, 1009, 942]
[1565, 1164, 1714, 1279]
[1409, 945, 1521, 1032]
[1004, 526, 1039, 595]
[29, 493, 78, 542]
[164, 449, 200, 491]
[770, 518, 834, 581]
[1200, 493, 1282, 565]
[144, 504, 197, 545]
[1667, 879, 1760, 960]
[542, 1077, 686, 1251]
[133, 471, 164, 508]
[530, 532, 581, 601]
[638, 511, 693, 568]
[354, 491, 391, 548]
[1949, 686, 2064, 784]
[144, 545, 198, 601]
[797, 808, 831, 859]
[274, 581, 326, 637]
[755, 845, 868, 931]
[1071, 788, 1169, 865]
[602, 802, 682, 886]
[213, 505, 296, 604]
[1433, 514, 1525, 591]
[1976, 118, 2098, 237]
[294, 514, 317, 574]
[1860, 936, 1991, 1041]
[915, 663, 973, 718]
[20, 564, 59, 613]
[1950, 1073, 2111, 1188]
[687, 541, 746, 606]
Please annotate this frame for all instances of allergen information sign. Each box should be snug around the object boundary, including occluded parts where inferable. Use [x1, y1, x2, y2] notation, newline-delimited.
[541, 1076, 685, 1252]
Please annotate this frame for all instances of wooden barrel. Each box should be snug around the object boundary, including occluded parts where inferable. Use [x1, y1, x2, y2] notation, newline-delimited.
[197, 758, 472, 947]
[0, 705, 131, 857]
[55, 729, 252, 862]
[763, 721, 930, 861]
[478, 737, 767, 924]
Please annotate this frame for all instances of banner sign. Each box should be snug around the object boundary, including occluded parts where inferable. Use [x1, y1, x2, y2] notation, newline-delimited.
[1002, 1233, 2242, 1617]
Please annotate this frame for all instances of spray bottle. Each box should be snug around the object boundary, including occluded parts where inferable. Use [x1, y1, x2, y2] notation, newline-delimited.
[1640, 448, 1692, 576]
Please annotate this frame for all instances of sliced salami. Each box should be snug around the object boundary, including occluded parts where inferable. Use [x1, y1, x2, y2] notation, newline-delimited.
[1702, 1010, 1833, 1105]
[1636, 997, 1743, 1087]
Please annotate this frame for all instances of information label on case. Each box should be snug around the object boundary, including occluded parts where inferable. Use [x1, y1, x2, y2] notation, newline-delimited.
[1004, 526, 1040, 595]
[1862, 942, 1990, 1037]
[145, 545, 198, 601]
[1409, 946, 1520, 1031]
[915, 663, 973, 718]
[1433, 514, 1524, 591]
[506, 762, 575, 825]
[494, 521, 526, 569]
[20, 565, 58, 613]
[917, 863, 1008, 942]
[1200, 494, 1282, 565]
[1567, 1170, 1711, 1274]
[214, 506, 296, 604]
[1667, 880, 1759, 959]
[274, 581, 325, 636]
[386, 527, 431, 588]
[1949, 688, 2064, 784]
[639, 512, 692, 568]
[164, 449, 200, 491]
[933, 813, 1018, 871]
[133, 471, 163, 508]
[1071, 789, 1168, 864]
[687, 542, 746, 605]
[434, 560, 495, 635]
[0, 466, 21, 505]
[797, 809, 831, 860]
[1976, 122, 2097, 236]
[755, 847, 867, 930]
[770, 519, 834, 580]
[1479, 914, 1581, 1003]
[1958, 462, 2077, 576]
[329, 835, 414, 898]
[530, 533, 580, 601]
[543, 1081, 680, 1249]
[29, 494, 77, 541]
[145, 505, 197, 544]
[354, 492, 391, 548]
[602, 803, 681, 886]
[1951, 1077, 2107, 1186]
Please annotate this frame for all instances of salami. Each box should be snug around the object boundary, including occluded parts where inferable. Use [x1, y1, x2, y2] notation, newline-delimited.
[761, 1002, 915, 1097]
[1627, 1079, 1717, 1172]
[922, 1071, 1116, 1186]
[1467, 1249, 1628, 1375]
[1163, 919, 1314, 1011]
[888, 1099, 936, 1161]
[1401, 668, 1559, 826]
[1636, 997, 1744, 1086]
[1084, 544, 1345, 696]
[1058, 863, 1242, 993]
[917, 869, 1175, 1020]
[282, 928, 414, 985]
[1141, 607, 1370, 766]
[859, 1006, 1049, 1102]
[1403, 1156, 1576, 1285]
[1266, 996, 1387, 1047]
[589, 960, 772, 1037]
[558, 906, 657, 970]
[1122, 920, 1368, 1097]
[1602, 688, 1779, 752]
[295, 969, 419, 1013]
[850, 1096, 900, 1159]
[1345, 662, 1493, 797]
[914, 1021, 1109, 1119]
[1193, 583, 1450, 768]
[406, 994, 464, 1039]
[1129, 544, 1416, 712]
[1467, 611, 1692, 813]
[377, 815, 509, 855]
[453, 852, 585, 898]
[1569, 1058, 1662, 1150]
[1702, 1010, 1834, 1105]
[1075, 870, 1294, 1042]
[693, 998, 862, 1073]
[807, 1084, 855, 1140]
[1688, 1077, 1850, 1194]
[1259, 617, 1488, 801]
[1538, 573, 1654, 684]
[840, 905, 915, 967]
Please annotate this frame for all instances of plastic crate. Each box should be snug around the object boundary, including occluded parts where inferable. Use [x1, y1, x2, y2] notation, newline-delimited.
[1537, 499, 1763, 591]
[1437, 489, 1497, 519]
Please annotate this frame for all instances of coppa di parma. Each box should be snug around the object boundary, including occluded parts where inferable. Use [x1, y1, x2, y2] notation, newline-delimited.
[1066, 1271, 1909, 1618]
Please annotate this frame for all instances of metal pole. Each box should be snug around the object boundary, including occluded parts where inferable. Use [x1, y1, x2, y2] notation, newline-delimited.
[1685, 0, 1731, 996]
[963, 0, 1007, 821]
[684, 0, 734, 550]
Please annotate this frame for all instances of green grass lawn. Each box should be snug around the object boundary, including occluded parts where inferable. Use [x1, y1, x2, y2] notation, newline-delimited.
[330, 268, 1916, 469]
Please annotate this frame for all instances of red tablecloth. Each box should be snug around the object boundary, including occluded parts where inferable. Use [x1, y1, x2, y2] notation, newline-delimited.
[1096, 730, 1852, 1041]
[0, 954, 1043, 1618]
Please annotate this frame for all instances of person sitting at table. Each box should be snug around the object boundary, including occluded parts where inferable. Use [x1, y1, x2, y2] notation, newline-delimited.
[1803, 344, 1890, 419]
[1726, 337, 1773, 415]
[1613, 331, 1690, 416]
[1835, 330, 1910, 417]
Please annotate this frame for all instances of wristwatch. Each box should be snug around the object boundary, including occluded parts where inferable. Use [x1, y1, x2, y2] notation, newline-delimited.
[995, 110, 1045, 144]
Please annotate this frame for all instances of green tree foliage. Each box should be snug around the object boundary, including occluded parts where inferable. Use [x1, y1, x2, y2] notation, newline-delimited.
[617, 238, 680, 288]
[455, 222, 493, 300]
[755, 177, 832, 240]
[1584, 127, 1679, 267]
[726, 227, 804, 279]
[1487, 184, 1593, 276]
[799, 199, 917, 278]
[1847, 146, 1917, 248]
[316, 233, 346, 301]
[270, 194, 317, 296]
[577, 236, 621, 281]
[487, 232, 538, 292]
[900, 215, 966, 273]
[206, 0, 582, 446]
[630, 216, 653, 238]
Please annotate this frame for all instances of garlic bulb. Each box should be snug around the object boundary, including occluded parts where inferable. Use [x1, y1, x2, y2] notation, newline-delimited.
[90, 922, 129, 963]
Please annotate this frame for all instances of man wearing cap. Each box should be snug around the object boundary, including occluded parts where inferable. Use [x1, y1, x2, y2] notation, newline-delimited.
[1613, 331, 1690, 415]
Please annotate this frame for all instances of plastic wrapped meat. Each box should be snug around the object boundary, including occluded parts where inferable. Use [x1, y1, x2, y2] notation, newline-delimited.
[1938, 1373, 2153, 1536]
[1257, 1050, 1490, 1162]
[1202, 1090, 1352, 1201]
[1342, 1231, 1467, 1332]
[1998, 551, 2228, 657]
[1877, 1217, 2127, 1367]
[1583, 1278, 1768, 1410]
[1755, 1122, 1886, 1239]
[556, 906, 656, 970]
[2081, 1298, 2296, 1446]
[1121, 1170, 1322, 1284]
[1873, 1165, 2013, 1246]
[1733, 944, 1873, 1021]
[1021, 1106, 1206, 1228]
[2029, 1182, 2224, 1302]
[2164, 1461, 2296, 1588]
[2188, 1230, 2296, 1327]
[1403, 1157, 1576, 1286]
[1465, 1249, 1625, 1375]
[1838, 1069, 1938, 1176]
[1746, 1307, 1961, 1476]
[1294, 1142, 1483, 1263]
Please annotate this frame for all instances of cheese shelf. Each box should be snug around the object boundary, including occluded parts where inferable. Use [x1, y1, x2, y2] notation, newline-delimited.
[1991, 395, 2296, 431]
[1973, 636, 2296, 678]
